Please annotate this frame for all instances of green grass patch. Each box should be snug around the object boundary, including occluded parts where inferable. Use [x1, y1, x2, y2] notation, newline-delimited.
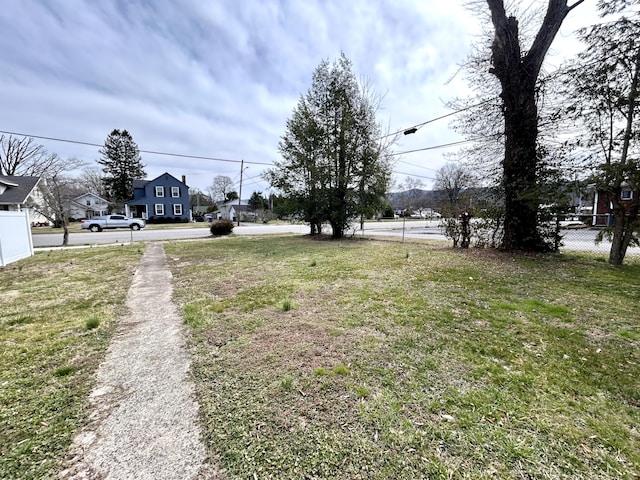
[0, 245, 142, 479]
[166, 236, 640, 479]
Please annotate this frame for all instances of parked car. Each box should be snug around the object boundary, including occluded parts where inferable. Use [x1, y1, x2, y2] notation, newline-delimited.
[81, 215, 145, 232]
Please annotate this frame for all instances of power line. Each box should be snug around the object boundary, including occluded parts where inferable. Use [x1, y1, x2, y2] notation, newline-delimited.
[378, 98, 496, 140]
[0, 129, 272, 166]
[397, 159, 439, 172]
[391, 139, 475, 156]
[395, 171, 436, 181]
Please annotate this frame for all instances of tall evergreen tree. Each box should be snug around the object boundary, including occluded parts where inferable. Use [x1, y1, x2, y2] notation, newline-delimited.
[266, 54, 392, 238]
[98, 129, 146, 208]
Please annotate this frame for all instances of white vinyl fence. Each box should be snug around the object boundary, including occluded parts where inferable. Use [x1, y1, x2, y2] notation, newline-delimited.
[0, 211, 34, 267]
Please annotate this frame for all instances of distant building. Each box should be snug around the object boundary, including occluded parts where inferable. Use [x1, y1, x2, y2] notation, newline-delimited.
[592, 185, 636, 226]
[69, 193, 109, 220]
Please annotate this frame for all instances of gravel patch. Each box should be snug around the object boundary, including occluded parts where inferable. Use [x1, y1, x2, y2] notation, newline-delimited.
[60, 242, 219, 479]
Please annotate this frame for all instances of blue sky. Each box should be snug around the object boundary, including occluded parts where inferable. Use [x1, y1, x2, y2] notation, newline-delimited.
[0, 1, 595, 196]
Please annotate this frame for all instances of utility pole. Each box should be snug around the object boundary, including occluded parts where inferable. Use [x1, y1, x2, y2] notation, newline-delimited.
[237, 159, 244, 226]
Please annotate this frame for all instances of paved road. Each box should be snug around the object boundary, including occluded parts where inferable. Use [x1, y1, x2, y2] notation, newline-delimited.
[31, 223, 310, 247]
[32, 220, 635, 254]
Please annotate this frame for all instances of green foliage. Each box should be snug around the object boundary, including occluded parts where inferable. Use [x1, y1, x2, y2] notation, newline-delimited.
[381, 203, 395, 218]
[248, 191, 268, 211]
[85, 317, 100, 330]
[97, 129, 145, 206]
[266, 53, 392, 238]
[209, 219, 234, 236]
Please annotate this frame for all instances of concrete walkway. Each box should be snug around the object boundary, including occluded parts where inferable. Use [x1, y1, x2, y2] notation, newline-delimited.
[60, 243, 215, 479]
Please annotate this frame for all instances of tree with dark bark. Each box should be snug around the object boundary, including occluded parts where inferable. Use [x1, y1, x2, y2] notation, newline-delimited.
[266, 54, 392, 238]
[98, 129, 145, 210]
[486, 0, 584, 251]
[564, 0, 640, 264]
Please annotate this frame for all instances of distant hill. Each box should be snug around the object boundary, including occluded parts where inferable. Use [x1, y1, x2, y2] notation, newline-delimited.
[388, 187, 498, 211]
[387, 189, 441, 210]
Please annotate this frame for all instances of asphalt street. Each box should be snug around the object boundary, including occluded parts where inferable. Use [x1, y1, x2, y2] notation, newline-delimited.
[31, 220, 634, 255]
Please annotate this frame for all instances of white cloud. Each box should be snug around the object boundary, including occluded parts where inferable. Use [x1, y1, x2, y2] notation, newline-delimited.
[0, 0, 602, 194]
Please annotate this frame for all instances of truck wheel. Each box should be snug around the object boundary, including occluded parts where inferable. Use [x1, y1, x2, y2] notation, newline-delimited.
[90, 225, 102, 232]
[131, 224, 140, 231]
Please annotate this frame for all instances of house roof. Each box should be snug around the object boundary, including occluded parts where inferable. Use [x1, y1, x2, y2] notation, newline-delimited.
[0, 175, 41, 205]
[127, 173, 189, 206]
[231, 204, 252, 213]
[222, 198, 249, 206]
[72, 192, 109, 204]
[70, 192, 110, 209]
[133, 172, 188, 189]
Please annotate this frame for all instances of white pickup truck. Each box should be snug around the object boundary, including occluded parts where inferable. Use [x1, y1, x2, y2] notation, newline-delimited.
[81, 215, 145, 232]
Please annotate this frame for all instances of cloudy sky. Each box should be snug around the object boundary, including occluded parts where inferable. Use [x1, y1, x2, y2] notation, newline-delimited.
[0, 0, 596, 196]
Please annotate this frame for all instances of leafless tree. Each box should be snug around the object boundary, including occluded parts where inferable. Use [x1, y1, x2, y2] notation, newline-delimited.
[434, 162, 475, 214]
[77, 166, 108, 198]
[0, 135, 59, 176]
[208, 175, 235, 204]
[29, 156, 86, 246]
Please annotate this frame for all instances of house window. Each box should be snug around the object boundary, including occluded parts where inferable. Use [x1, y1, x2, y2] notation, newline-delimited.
[621, 189, 633, 200]
[155, 204, 165, 215]
[171, 186, 180, 197]
[173, 204, 183, 215]
[155, 186, 165, 197]
[86, 200, 91, 206]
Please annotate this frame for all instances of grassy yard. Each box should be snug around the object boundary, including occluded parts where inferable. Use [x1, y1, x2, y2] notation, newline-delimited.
[165, 236, 640, 479]
[1, 236, 638, 479]
[0, 245, 142, 479]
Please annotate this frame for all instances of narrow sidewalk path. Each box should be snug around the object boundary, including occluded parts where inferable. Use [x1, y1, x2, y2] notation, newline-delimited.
[60, 242, 215, 479]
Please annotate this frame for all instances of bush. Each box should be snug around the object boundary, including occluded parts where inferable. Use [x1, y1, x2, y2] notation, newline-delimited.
[210, 219, 234, 236]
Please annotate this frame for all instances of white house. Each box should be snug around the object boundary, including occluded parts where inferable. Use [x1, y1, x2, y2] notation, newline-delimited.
[69, 192, 109, 220]
[217, 199, 254, 222]
[0, 175, 48, 224]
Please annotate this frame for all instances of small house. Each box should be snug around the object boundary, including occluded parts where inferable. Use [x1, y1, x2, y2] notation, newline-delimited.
[69, 193, 109, 220]
[217, 199, 254, 222]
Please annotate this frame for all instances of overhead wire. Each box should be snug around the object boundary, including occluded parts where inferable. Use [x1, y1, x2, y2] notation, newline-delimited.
[0, 129, 272, 166]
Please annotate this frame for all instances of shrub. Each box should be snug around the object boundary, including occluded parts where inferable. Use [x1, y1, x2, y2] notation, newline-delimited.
[210, 219, 234, 236]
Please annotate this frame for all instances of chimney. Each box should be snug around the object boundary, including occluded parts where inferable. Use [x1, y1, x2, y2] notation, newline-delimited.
[182, 175, 186, 185]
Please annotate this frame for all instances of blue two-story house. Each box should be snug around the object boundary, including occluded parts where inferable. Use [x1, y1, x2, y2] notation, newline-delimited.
[125, 172, 191, 223]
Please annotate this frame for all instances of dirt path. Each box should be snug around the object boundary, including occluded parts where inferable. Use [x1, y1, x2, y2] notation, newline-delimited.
[60, 242, 216, 479]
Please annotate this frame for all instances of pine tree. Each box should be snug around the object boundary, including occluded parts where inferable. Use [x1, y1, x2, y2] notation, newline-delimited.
[266, 54, 392, 238]
[98, 129, 146, 208]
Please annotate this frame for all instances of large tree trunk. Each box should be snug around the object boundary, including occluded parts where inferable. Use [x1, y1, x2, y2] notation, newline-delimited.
[501, 74, 541, 250]
[487, 0, 583, 251]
